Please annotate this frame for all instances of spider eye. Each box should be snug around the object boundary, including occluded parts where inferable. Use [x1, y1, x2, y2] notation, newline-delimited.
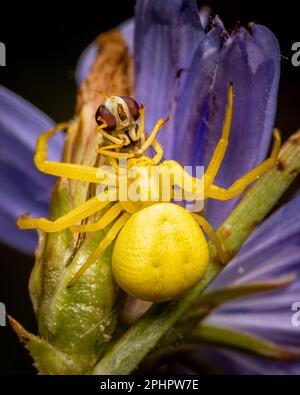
[121, 96, 140, 120]
[95, 105, 117, 131]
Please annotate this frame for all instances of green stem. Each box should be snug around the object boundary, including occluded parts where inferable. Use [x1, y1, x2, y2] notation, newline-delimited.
[189, 325, 300, 360]
[180, 274, 295, 322]
[92, 130, 300, 375]
[217, 130, 300, 259]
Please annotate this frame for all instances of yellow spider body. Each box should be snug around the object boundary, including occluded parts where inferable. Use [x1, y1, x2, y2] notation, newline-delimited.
[17, 85, 281, 302]
[112, 203, 209, 302]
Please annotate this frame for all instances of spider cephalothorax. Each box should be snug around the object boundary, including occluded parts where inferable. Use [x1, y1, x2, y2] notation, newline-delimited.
[17, 84, 281, 302]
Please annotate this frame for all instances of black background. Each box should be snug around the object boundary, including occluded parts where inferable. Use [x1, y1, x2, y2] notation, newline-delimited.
[0, 0, 299, 374]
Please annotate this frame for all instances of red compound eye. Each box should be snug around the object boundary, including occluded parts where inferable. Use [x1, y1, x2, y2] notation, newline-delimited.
[95, 105, 116, 131]
[121, 96, 140, 120]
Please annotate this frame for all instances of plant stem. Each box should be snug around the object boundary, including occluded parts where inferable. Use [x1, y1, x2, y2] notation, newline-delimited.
[189, 325, 300, 360]
[180, 274, 295, 322]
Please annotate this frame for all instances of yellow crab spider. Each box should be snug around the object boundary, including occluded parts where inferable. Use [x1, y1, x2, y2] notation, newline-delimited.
[17, 85, 281, 302]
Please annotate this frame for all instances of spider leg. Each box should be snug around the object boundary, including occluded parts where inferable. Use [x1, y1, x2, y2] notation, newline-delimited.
[157, 82, 248, 201]
[207, 129, 281, 200]
[108, 158, 122, 173]
[68, 213, 130, 287]
[192, 213, 228, 264]
[34, 123, 115, 184]
[160, 160, 204, 199]
[17, 192, 112, 232]
[132, 140, 164, 166]
[151, 139, 164, 164]
[137, 116, 171, 156]
[71, 202, 123, 232]
[204, 83, 234, 189]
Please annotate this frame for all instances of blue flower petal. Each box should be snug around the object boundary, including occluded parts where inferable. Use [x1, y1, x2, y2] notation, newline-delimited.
[135, 0, 204, 159]
[205, 24, 280, 227]
[203, 194, 300, 373]
[75, 19, 134, 86]
[173, 22, 223, 165]
[0, 86, 62, 161]
[75, 41, 99, 87]
[174, 21, 280, 228]
[119, 19, 134, 55]
[0, 162, 50, 218]
[201, 347, 300, 375]
[211, 193, 300, 289]
[199, 6, 211, 29]
[0, 207, 38, 255]
[0, 85, 63, 254]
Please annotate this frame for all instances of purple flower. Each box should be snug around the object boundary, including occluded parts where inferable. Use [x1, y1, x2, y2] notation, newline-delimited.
[1, 0, 299, 374]
[0, 86, 63, 254]
[203, 193, 300, 374]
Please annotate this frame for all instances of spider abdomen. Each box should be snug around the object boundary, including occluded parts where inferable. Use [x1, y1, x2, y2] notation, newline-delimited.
[112, 203, 209, 302]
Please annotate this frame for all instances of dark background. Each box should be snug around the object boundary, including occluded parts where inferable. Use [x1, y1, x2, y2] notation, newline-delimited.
[0, 0, 299, 374]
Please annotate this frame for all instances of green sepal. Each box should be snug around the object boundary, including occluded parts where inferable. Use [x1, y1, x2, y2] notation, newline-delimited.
[28, 180, 119, 373]
[8, 315, 82, 374]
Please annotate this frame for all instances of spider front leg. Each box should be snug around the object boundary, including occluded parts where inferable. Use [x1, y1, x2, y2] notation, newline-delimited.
[192, 213, 228, 264]
[159, 160, 205, 199]
[137, 139, 164, 165]
[203, 83, 234, 190]
[34, 123, 115, 184]
[68, 213, 130, 287]
[17, 192, 112, 232]
[207, 129, 281, 200]
[71, 202, 123, 233]
[151, 139, 164, 164]
[159, 84, 233, 198]
[137, 115, 171, 156]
